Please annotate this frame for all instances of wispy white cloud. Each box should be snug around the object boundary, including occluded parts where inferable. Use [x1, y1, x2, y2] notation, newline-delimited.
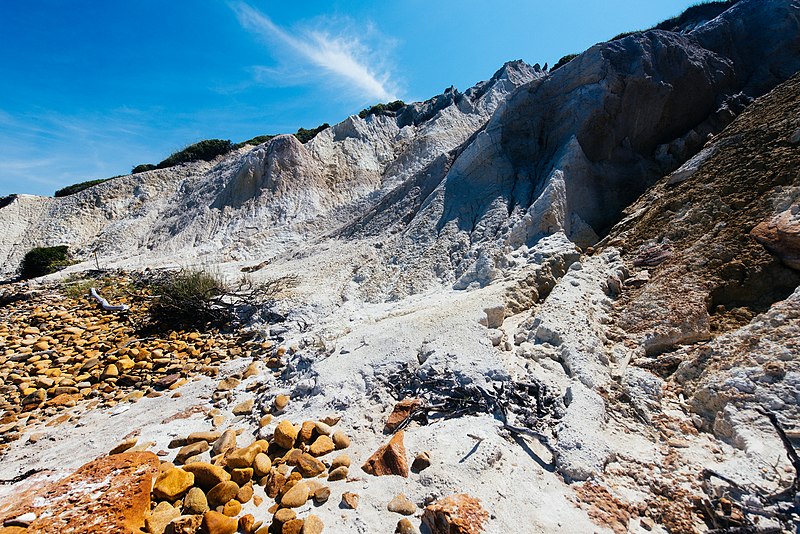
[232, 3, 400, 102]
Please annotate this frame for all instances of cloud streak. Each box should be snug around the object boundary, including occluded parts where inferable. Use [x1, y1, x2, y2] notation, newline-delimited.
[232, 3, 399, 102]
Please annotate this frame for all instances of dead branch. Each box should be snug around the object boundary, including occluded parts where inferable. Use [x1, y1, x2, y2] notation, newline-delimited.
[90, 287, 129, 312]
[381, 364, 557, 454]
[756, 407, 800, 498]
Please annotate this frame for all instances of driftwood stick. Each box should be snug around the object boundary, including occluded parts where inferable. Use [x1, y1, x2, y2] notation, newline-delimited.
[0, 468, 45, 485]
[89, 287, 130, 312]
[702, 468, 747, 491]
[756, 408, 800, 495]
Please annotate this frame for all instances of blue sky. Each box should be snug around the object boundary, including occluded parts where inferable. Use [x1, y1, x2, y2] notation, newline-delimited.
[0, 1, 701, 196]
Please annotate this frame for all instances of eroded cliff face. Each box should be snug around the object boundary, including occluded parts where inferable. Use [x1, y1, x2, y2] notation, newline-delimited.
[0, 61, 543, 277]
[604, 70, 800, 455]
[1, 2, 799, 533]
[339, 0, 800, 299]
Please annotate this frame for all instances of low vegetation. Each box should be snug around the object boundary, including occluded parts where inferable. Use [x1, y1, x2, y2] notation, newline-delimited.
[131, 163, 157, 174]
[130, 125, 330, 174]
[54, 179, 112, 197]
[156, 139, 234, 169]
[148, 268, 230, 329]
[359, 100, 406, 119]
[234, 134, 276, 149]
[19, 245, 71, 279]
[550, 54, 578, 72]
[0, 195, 15, 209]
[611, 0, 738, 40]
[294, 123, 330, 144]
[654, 0, 738, 31]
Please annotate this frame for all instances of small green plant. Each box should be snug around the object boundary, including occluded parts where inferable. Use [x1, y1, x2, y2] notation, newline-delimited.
[19, 245, 71, 279]
[156, 139, 234, 169]
[131, 163, 157, 174]
[358, 100, 406, 119]
[234, 134, 276, 149]
[60, 278, 95, 299]
[654, 0, 738, 31]
[294, 124, 330, 144]
[54, 179, 112, 197]
[550, 54, 579, 72]
[149, 268, 230, 329]
[611, 30, 641, 41]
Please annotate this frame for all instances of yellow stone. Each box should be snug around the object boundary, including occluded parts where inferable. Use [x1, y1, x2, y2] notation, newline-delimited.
[309, 435, 335, 457]
[152, 467, 195, 501]
[273, 420, 298, 450]
[280, 481, 309, 508]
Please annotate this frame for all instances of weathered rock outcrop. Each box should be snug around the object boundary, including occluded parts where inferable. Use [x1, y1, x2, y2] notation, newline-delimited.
[752, 204, 800, 270]
[0, 452, 159, 533]
[603, 65, 800, 452]
[0, 62, 541, 277]
[607, 71, 800, 355]
[341, 0, 800, 298]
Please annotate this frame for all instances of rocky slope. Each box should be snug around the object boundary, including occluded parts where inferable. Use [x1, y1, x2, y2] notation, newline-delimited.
[604, 69, 800, 485]
[1, 0, 800, 533]
[0, 61, 543, 278]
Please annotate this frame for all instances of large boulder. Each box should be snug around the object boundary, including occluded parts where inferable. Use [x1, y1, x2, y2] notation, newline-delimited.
[0, 452, 159, 533]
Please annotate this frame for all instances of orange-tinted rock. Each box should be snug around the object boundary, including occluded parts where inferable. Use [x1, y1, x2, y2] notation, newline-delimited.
[280, 481, 309, 508]
[201, 510, 238, 534]
[308, 435, 335, 457]
[222, 499, 241, 517]
[226, 443, 260, 468]
[282, 519, 304, 534]
[341, 492, 359, 510]
[165, 514, 203, 534]
[296, 453, 326, 477]
[752, 204, 800, 270]
[238, 514, 256, 534]
[422, 494, 489, 534]
[384, 398, 422, 433]
[266, 469, 287, 499]
[361, 431, 409, 477]
[207, 481, 239, 508]
[153, 467, 195, 501]
[273, 420, 298, 449]
[302, 515, 324, 534]
[298, 421, 316, 443]
[236, 481, 254, 504]
[0, 451, 159, 533]
[182, 462, 230, 490]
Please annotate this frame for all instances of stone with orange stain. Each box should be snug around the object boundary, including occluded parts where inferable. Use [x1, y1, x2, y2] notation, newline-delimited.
[384, 398, 422, 433]
[0, 451, 159, 533]
[422, 494, 489, 534]
[361, 431, 408, 477]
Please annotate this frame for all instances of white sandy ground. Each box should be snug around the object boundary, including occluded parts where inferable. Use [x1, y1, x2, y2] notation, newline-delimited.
[2, 231, 796, 533]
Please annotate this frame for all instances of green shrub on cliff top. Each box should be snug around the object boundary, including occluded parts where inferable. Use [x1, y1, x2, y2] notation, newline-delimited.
[20, 245, 70, 279]
[156, 139, 233, 169]
[54, 178, 112, 197]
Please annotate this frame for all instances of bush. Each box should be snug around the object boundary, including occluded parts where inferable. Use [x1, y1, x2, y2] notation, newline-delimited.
[294, 124, 330, 144]
[550, 54, 578, 72]
[20, 245, 70, 279]
[234, 135, 276, 149]
[156, 139, 234, 169]
[54, 179, 111, 197]
[611, 30, 640, 41]
[149, 269, 230, 329]
[132, 163, 157, 174]
[0, 195, 16, 209]
[654, 0, 738, 32]
[359, 100, 405, 119]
